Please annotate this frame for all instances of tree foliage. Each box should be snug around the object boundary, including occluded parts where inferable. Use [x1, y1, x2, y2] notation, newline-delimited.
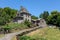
[39, 11, 49, 21]
[47, 11, 60, 26]
[40, 11, 60, 27]
[31, 15, 38, 20]
[0, 7, 17, 25]
[24, 20, 32, 28]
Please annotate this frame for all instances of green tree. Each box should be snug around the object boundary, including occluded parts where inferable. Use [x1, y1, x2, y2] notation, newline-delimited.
[0, 7, 17, 25]
[47, 11, 60, 27]
[57, 16, 60, 26]
[39, 11, 49, 21]
[31, 15, 38, 20]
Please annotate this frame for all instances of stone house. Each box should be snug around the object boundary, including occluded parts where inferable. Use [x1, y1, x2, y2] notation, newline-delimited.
[13, 6, 47, 27]
[13, 6, 31, 23]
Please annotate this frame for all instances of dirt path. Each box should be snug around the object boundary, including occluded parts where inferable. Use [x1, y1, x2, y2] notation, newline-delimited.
[0, 27, 39, 40]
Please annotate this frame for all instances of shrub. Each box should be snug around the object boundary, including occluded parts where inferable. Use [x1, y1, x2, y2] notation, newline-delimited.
[20, 36, 32, 40]
[24, 20, 32, 28]
[19, 35, 47, 40]
[2, 22, 29, 33]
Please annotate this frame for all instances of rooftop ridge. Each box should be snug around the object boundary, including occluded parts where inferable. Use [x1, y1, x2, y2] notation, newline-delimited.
[19, 6, 29, 13]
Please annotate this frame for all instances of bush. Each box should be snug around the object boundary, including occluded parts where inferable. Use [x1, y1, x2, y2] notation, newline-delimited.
[2, 22, 29, 33]
[3, 22, 28, 29]
[20, 36, 33, 40]
[19, 35, 47, 40]
[24, 20, 32, 28]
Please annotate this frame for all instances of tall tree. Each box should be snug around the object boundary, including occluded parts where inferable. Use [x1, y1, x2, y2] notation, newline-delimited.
[47, 11, 60, 27]
[39, 11, 49, 21]
[0, 7, 17, 25]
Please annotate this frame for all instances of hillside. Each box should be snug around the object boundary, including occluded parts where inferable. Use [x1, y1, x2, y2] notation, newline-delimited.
[19, 27, 60, 40]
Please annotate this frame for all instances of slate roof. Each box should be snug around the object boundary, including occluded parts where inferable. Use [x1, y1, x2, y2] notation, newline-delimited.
[19, 6, 29, 13]
[17, 6, 31, 15]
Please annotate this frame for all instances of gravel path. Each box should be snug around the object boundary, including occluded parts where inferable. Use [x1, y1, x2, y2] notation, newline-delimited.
[0, 27, 39, 40]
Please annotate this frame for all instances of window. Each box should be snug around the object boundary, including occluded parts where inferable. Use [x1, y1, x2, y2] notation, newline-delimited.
[26, 15, 27, 17]
[21, 14, 23, 16]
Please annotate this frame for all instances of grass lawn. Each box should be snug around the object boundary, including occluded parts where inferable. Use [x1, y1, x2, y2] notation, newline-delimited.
[19, 27, 60, 40]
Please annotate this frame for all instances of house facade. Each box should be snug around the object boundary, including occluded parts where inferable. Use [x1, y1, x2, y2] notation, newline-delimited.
[13, 6, 47, 27]
[13, 6, 31, 23]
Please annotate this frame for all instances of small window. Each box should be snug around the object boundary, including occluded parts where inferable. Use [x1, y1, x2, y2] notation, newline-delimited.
[21, 14, 23, 16]
[26, 15, 27, 17]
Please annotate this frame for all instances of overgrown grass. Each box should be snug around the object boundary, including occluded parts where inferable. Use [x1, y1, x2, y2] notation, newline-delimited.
[2, 22, 28, 29]
[1, 22, 29, 33]
[0, 20, 32, 33]
[19, 27, 60, 40]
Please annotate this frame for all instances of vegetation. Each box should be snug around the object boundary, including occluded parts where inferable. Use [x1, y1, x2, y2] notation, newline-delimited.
[2, 22, 29, 33]
[39, 11, 49, 21]
[40, 11, 60, 27]
[0, 7, 17, 25]
[20, 35, 46, 40]
[47, 11, 60, 26]
[0, 7, 34, 33]
[24, 20, 32, 28]
[1, 20, 33, 33]
[19, 27, 60, 40]
[31, 15, 38, 20]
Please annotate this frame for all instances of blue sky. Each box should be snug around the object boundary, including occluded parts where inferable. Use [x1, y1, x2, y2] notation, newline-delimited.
[0, 0, 60, 17]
